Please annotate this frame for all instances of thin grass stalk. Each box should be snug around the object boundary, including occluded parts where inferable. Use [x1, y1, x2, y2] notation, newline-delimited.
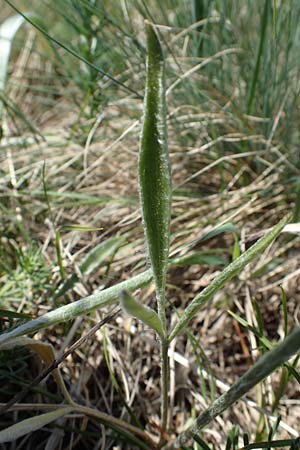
[163, 327, 300, 449]
[161, 340, 169, 435]
[191, 0, 205, 56]
[247, 0, 270, 114]
[53, 404, 158, 449]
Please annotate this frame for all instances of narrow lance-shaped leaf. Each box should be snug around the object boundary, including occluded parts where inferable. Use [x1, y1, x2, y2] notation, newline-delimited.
[0, 269, 153, 347]
[0, 407, 74, 443]
[164, 327, 300, 449]
[139, 21, 171, 316]
[120, 290, 164, 338]
[168, 214, 291, 342]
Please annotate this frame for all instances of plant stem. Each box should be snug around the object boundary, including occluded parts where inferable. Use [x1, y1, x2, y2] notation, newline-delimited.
[74, 404, 157, 449]
[160, 338, 169, 439]
[157, 289, 169, 442]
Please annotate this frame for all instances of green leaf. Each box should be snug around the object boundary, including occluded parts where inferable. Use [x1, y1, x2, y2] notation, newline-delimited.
[196, 223, 237, 244]
[0, 269, 153, 346]
[0, 309, 32, 320]
[54, 236, 125, 299]
[0, 216, 290, 347]
[61, 225, 104, 232]
[55, 229, 65, 280]
[168, 214, 291, 342]
[120, 290, 164, 338]
[139, 21, 171, 306]
[172, 222, 237, 258]
[237, 437, 300, 449]
[227, 310, 300, 386]
[172, 252, 226, 267]
[0, 407, 73, 443]
[232, 232, 240, 261]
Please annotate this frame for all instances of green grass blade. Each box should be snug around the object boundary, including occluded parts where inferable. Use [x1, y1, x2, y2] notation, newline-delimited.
[172, 223, 237, 258]
[80, 236, 124, 275]
[293, 184, 300, 222]
[191, 0, 205, 56]
[139, 20, 171, 328]
[238, 437, 300, 449]
[247, 0, 270, 114]
[171, 252, 226, 267]
[55, 230, 65, 280]
[0, 309, 32, 320]
[272, 0, 277, 38]
[193, 434, 211, 450]
[168, 214, 291, 343]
